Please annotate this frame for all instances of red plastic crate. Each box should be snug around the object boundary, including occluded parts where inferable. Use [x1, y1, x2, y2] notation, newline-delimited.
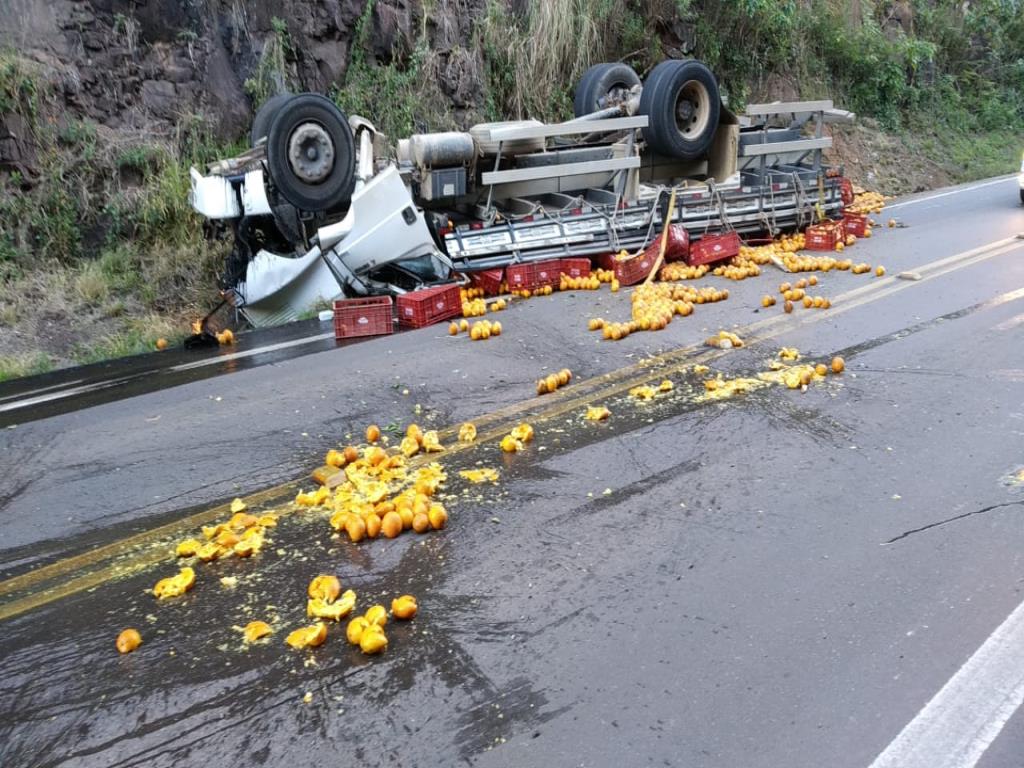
[688, 230, 741, 266]
[468, 268, 504, 295]
[333, 296, 394, 340]
[506, 259, 561, 291]
[661, 224, 691, 263]
[840, 177, 855, 206]
[842, 213, 868, 237]
[613, 250, 657, 286]
[559, 258, 591, 279]
[593, 252, 618, 271]
[396, 284, 462, 328]
[805, 220, 846, 251]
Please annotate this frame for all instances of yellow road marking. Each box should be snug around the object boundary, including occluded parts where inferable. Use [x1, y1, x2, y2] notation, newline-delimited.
[1, 234, 1021, 621]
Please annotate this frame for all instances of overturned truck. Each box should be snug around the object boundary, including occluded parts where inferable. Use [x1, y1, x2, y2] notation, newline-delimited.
[189, 59, 853, 327]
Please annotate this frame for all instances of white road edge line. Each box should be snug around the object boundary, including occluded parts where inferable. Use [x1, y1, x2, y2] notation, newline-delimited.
[867, 597, 1024, 768]
[885, 176, 1013, 211]
[169, 331, 335, 372]
[0, 333, 336, 414]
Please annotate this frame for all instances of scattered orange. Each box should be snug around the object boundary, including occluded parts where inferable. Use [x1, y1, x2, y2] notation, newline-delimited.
[392, 595, 418, 620]
[366, 424, 381, 443]
[831, 356, 845, 374]
[359, 625, 388, 655]
[285, 623, 327, 649]
[365, 605, 388, 627]
[153, 567, 195, 599]
[428, 504, 448, 530]
[345, 515, 367, 543]
[116, 628, 142, 654]
[242, 621, 273, 643]
[155, 338, 168, 351]
[784, 300, 794, 314]
[381, 511, 403, 538]
[346, 616, 369, 645]
[308, 575, 342, 602]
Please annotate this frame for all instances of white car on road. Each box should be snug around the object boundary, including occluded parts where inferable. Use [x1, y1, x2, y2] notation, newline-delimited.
[1019, 151, 1024, 203]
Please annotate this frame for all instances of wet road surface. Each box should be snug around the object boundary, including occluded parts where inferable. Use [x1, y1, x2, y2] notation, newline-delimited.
[2, 177, 1024, 767]
[0, 318, 344, 426]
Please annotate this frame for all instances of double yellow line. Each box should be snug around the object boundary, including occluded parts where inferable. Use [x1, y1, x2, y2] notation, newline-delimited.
[2, 233, 1021, 622]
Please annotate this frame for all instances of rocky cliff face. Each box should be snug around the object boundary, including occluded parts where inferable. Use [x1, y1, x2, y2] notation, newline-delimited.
[0, 0, 477, 142]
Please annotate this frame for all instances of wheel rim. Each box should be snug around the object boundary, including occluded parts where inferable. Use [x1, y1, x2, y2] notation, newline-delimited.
[600, 81, 632, 109]
[675, 80, 711, 139]
[287, 122, 335, 183]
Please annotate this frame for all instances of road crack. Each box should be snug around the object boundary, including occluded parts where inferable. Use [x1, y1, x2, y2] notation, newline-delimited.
[882, 500, 1024, 545]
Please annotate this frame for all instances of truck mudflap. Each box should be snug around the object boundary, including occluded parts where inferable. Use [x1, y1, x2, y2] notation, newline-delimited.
[232, 165, 451, 327]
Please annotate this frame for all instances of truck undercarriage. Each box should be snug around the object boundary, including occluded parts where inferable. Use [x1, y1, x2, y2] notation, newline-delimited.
[189, 59, 854, 327]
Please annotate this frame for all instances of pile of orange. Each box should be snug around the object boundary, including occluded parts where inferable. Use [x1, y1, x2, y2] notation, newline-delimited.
[536, 368, 572, 395]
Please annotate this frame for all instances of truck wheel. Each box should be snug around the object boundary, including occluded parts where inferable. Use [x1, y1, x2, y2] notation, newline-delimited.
[266, 94, 356, 212]
[250, 92, 294, 146]
[573, 63, 641, 117]
[640, 59, 721, 160]
[1020, 189, 1024, 205]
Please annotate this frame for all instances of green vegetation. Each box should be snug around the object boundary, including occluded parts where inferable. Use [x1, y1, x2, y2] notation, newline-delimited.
[244, 17, 295, 108]
[0, 48, 235, 373]
[0, 352, 53, 383]
[332, 0, 450, 137]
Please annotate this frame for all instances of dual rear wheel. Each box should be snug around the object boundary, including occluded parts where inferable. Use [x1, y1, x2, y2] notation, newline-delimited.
[252, 93, 356, 212]
[574, 59, 721, 161]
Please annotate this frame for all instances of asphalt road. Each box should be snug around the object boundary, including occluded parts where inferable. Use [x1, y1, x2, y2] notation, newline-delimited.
[1, 175, 1023, 768]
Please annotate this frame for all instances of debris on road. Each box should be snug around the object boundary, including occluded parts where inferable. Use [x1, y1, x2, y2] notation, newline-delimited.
[458, 422, 477, 442]
[459, 468, 499, 483]
[285, 622, 327, 650]
[391, 595, 418, 620]
[242, 621, 273, 643]
[585, 406, 611, 421]
[152, 567, 195, 599]
[630, 385, 657, 401]
[706, 330, 744, 349]
[537, 369, 572, 395]
[116, 628, 142, 653]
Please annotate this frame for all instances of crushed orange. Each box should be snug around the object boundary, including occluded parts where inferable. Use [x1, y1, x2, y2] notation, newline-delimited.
[153, 567, 195, 599]
[308, 575, 342, 602]
[242, 621, 273, 643]
[285, 623, 328, 650]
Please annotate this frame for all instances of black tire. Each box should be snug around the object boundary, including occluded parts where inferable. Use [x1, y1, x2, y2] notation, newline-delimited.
[266, 93, 355, 212]
[573, 63, 641, 117]
[1020, 189, 1024, 205]
[639, 59, 721, 160]
[250, 93, 294, 146]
